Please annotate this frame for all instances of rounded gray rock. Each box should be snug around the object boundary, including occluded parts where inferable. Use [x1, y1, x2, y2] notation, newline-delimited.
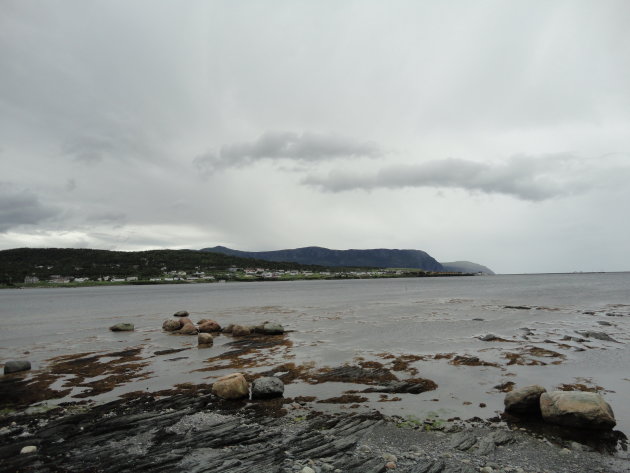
[109, 323, 134, 332]
[4, 360, 32, 374]
[261, 322, 284, 335]
[251, 376, 284, 399]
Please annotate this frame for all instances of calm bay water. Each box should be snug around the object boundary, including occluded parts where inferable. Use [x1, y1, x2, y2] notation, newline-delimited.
[1, 273, 629, 432]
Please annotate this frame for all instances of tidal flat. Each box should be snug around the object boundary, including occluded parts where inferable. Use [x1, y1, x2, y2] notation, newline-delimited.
[1, 274, 629, 472]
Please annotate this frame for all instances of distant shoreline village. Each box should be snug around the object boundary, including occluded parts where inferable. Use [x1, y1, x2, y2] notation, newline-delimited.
[1, 246, 491, 289]
[16, 266, 478, 289]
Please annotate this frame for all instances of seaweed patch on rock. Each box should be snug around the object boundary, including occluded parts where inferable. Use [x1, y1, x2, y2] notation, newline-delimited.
[195, 335, 293, 372]
[450, 355, 500, 367]
[503, 346, 566, 366]
[317, 394, 369, 404]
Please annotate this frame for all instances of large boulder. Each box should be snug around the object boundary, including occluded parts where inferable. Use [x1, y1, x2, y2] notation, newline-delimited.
[198, 333, 214, 346]
[211, 373, 249, 400]
[260, 322, 284, 335]
[504, 385, 546, 415]
[4, 360, 32, 374]
[199, 320, 221, 333]
[540, 391, 616, 430]
[109, 323, 134, 332]
[231, 325, 251, 337]
[162, 319, 181, 332]
[177, 317, 194, 328]
[251, 376, 284, 399]
[174, 310, 189, 317]
[179, 323, 198, 335]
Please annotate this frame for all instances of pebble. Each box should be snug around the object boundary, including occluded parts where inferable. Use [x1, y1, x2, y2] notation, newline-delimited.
[358, 444, 372, 454]
[301, 467, 315, 473]
[560, 448, 571, 455]
[480, 468, 493, 473]
[385, 461, 396, 469]
[383, 453, 397, 462]
[20, 446, 37, 454]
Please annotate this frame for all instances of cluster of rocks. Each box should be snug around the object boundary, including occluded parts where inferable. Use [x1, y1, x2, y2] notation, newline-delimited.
[504, 385, 616, 430]
[211, 372, 285, 401]
[161, 310, 285, 348]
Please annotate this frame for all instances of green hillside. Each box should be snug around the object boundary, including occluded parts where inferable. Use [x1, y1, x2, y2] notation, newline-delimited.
[0, 248, 322, 285]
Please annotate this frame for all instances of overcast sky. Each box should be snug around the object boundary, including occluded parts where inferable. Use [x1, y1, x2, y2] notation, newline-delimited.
[1, 0, 629, 274]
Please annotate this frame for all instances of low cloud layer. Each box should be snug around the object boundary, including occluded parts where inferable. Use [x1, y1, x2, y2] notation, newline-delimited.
[193, 131, 381, 175]
[0, 183, 59, 233]
[303, 154, 626, 201]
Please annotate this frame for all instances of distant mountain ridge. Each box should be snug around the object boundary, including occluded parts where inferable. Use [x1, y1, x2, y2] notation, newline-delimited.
[202, 246, 446, 271]
[441, 261, 495, 275]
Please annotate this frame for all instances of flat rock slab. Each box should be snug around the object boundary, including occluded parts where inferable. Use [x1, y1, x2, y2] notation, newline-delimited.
[575, 331, 618, 343]
[0, 392, 627, 473]
[449, 431, 477, 450]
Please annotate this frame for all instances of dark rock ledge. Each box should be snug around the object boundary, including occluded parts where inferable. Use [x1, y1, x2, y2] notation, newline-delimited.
[0, 391, 628, 473]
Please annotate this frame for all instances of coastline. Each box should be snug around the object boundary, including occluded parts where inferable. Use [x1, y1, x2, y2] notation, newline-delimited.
[0, 271, 476, 290]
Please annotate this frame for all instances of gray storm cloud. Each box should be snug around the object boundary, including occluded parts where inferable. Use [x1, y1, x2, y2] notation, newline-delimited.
[193, 132, 382, 175]
[1, 1, 629, 272]
[0, 183, 59, 233]
[303, 154, 621, 201]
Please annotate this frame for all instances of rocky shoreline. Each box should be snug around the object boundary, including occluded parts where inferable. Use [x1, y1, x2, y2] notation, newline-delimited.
[1, 387, 628, 473]
[2, 305, 630, 472]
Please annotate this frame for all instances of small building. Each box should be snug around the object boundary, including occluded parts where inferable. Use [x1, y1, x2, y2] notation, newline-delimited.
[49, 275, 70, 283]
[24, 276, 39, 284]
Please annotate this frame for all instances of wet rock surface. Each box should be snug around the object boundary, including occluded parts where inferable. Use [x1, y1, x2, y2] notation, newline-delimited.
[3, 360, 32, 375]
[575, 330, 619, 343]
[1, 392, 627, 473]
[211, 373, 249, 400]
[109, 323, 134, 332]
[251, 376, 284, 399]
[162, 319, 181, 332]
[197, 333, 214, 346]
[504, 385, 546, 415]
